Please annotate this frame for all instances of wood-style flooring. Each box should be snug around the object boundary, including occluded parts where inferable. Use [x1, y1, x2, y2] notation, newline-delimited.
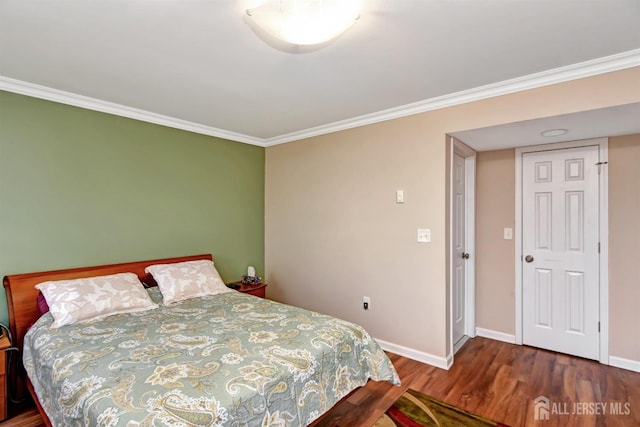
[312, 337, 640, 427]
[2, 337, 639, 426]
[0, 409, 41, 427]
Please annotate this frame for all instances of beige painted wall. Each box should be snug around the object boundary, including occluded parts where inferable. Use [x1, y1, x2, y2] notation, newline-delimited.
[609, 134, 640, 361]
[265, 67, 640, 362]
[266, 122, 448, 355]
[475, 149, 516, 335]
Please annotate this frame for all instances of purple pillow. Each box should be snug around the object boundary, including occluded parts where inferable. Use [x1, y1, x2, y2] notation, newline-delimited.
[37, 292, 50, 315]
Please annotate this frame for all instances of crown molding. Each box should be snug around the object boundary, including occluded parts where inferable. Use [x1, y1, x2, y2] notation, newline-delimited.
[264, 48, 640, 146]
[0, 76, 265, 147]
[2, 49, 639, 148]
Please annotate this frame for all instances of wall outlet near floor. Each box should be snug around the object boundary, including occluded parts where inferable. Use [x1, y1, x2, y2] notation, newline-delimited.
[363, 296, 370, 310]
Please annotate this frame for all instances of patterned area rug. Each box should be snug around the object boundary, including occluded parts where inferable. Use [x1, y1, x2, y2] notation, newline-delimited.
[374, 389, 509, 427]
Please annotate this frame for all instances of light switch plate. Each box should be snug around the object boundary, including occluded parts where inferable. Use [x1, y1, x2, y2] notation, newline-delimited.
[396, 190, 405, 203]
[417, 228, 431, 243]
[504, 227, 513, 240]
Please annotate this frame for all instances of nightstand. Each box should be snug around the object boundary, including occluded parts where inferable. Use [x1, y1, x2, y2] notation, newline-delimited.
[230, 282, 267, 298]
[0, 335, 9, 421]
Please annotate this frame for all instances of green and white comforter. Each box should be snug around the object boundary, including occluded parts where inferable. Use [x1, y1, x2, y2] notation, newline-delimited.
[23, 288, 399, 426]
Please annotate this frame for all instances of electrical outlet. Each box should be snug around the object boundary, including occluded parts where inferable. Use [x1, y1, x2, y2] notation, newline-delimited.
[417, 228, 431, 243]
[363, 296, 370, 310]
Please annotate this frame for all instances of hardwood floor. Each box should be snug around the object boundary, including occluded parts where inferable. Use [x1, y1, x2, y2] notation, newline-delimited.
[0, 408, 42, 427]
[312, 337, 640, 427]
[2, 337, 639, 426]
[0, 395, 43, 427]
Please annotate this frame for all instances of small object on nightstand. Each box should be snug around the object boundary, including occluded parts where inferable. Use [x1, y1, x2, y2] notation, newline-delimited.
[242, 266, 261, 285]
[241, 275, 262, 285]
[226, 283, 241, 290]
[229, 281, 268, 299]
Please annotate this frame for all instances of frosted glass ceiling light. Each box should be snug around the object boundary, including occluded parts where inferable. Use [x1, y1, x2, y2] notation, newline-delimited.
[246, 0, 362, 51]
[540, 129, 569, 137]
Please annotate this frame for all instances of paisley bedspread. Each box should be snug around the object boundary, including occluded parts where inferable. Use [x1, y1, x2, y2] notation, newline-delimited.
[23, 288, 400, 426]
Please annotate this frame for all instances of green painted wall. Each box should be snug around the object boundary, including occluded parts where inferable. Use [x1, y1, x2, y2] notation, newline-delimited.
[0, 90, 264, 324]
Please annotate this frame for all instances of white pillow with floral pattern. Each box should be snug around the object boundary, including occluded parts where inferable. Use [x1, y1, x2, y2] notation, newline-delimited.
[145, 259, 231, 305]
[36, 273, 159, 328]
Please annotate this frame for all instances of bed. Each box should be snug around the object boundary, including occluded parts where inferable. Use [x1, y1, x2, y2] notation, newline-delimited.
[3, 254, 399, 426]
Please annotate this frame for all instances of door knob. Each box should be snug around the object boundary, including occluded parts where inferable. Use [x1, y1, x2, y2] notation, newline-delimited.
[462, 252, 470, 259]
[525, 255, 534, 263]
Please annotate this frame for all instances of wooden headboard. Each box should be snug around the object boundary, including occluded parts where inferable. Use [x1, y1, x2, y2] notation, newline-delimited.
[3, 254, 212, 351]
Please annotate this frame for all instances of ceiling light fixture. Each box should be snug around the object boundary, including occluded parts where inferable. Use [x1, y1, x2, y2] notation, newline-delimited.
[540, 128, 569, 137]
[245, 0, 362, 52]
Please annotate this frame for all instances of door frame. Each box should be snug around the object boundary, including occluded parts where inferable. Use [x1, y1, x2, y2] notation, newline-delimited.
[514, 138, 609, 364]
[449, 137, 477, 359]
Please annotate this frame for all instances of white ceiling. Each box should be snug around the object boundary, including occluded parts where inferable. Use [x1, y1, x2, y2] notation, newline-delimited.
[1, 0, 640, 148]
[452, 102, 640, 151]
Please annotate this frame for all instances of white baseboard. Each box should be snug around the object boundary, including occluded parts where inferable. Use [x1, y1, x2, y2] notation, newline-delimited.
[445, 353, 454, 369]
[609, 356, 640, 373]
[475, 327, 516, 344]
[375, 338, 451, 370]
[376, 335, 640, 374]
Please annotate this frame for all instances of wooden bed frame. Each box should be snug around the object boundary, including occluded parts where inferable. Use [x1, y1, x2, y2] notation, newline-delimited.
[2, 253, 212, 425]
